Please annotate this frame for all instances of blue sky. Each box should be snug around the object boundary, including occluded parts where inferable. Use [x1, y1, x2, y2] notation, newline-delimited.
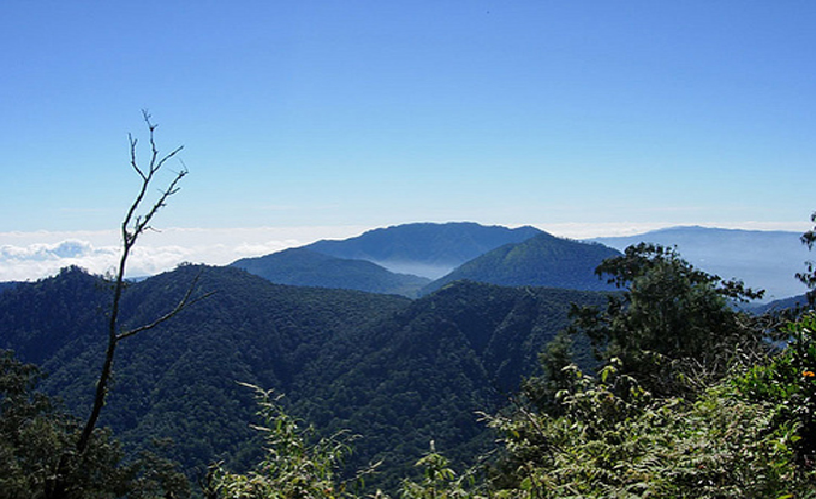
[1, 1, 815, 279]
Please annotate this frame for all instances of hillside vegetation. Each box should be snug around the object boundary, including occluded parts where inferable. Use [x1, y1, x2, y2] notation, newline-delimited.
[0, 264, 610, 491]
[3, 170, 815, 498]
[424, 232, 621, 294]
[231, 247, 431, 297]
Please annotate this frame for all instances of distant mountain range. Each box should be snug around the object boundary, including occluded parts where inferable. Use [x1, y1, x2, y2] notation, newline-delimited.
[304, 222, 544, 279]
[591, 226, 811, 301]
[1, 221, 812, 490]
[228, 223, 812, 301]
[231, 247, 431, 296]
[233, 222, 619, 297]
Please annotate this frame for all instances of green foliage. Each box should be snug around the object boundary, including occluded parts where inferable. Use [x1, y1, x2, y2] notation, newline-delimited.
[231, 248, 431, 298]
[569, 243, 765, 397]
[211, 385, 373, 499]
[796, 211, 816, 308]
[479, 240, 816, 498]
[485, 360, 807, 498]
[424, 233, 621, 294]
[399, 441, 481, 499]
[0, 350, 189, 499]
[736, 312, 816, 469]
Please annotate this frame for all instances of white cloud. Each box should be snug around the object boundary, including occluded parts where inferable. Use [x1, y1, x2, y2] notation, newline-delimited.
[0, 226, 368, 282]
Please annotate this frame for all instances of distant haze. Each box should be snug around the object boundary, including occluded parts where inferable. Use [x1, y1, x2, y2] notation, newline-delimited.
[591, 226, 812, 302]
[1, 221, 811, 285]
[373, 261, 454, 280]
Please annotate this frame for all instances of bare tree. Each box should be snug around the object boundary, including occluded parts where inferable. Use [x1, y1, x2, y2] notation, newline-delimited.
[47, 111, 211, 499]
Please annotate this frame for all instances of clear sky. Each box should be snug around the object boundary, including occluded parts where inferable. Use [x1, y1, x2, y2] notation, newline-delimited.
[1, 1, 815, 280]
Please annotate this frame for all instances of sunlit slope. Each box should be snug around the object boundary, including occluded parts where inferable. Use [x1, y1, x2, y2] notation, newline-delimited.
[425, 232, 621, 294]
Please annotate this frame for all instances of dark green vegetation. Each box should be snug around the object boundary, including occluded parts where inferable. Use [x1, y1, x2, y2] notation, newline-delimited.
[0, 350, 189, 498]
[0, 264, 608, 493]
[423, 232, 621, 294]
[231, 247, 431, 297]
[208, 220, 816, 498]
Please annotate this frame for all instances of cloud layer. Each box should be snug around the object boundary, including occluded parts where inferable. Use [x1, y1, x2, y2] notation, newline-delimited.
[2, 222, 807, 282]
[0, 226, 368, 282]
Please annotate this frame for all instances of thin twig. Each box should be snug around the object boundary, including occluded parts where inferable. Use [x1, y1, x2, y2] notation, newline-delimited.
[117, 273, 215, 341]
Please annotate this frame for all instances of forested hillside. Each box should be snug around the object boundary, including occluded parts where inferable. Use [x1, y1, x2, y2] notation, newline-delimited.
[0, 264, 608, 491]
[230, 247, 430, 297]
[3, 207, 815, 497]
[424, 232, 621, 294]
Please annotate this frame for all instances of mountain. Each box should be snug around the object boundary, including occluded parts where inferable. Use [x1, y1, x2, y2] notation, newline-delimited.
[746, 294, 812, 315]
[0, 264, 608, 491]
[305, 222, 544, 279]
[291, 280, 607, 487]
[0, 265, 413, 479]
[424, 232, 621, 294]
[230, 247, 430, 297]
[0, 266, 109, 365]
[590, 226, 811, 301]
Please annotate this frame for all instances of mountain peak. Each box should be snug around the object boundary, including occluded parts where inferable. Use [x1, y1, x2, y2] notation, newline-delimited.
[305, 222, 544, 277]
[423, 232, 621, 293]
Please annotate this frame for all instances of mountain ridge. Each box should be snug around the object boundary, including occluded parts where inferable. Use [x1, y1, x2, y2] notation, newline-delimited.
[230, 247, 431, 297]
[305, 222, 544, 278]
[424, 232, 621, 294]
[0, 264, 608, 489]
[230, 222, 547, 296]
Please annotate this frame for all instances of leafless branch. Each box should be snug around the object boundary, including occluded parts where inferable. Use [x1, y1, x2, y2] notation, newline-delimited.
[117, 272, 215, 341]
[47, 113, 210, 499]
[74, 112, 202, 459]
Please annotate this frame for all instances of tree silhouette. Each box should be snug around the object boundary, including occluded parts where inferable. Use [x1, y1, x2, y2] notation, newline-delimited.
[47, 111, 211, 499]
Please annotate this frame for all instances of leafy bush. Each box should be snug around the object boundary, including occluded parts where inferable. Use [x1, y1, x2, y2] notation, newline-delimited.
[211, 384, 376, 499]
[485, 360, 805, 498]
[736, 312, 816, 471]
[0, 350, 189, 499]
